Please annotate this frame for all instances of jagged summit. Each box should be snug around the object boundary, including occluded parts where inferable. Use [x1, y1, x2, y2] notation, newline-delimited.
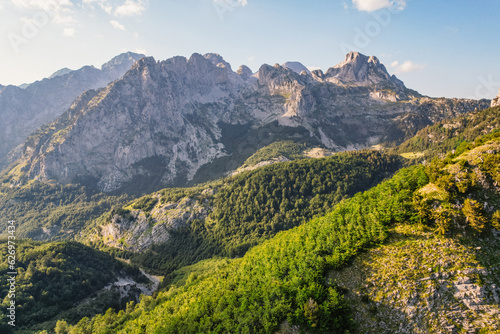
[334, 51, 371, 67]
[4, 50, 488, 193]
[101, 51, 145, 71]
[237, 65, 253, 78]
[0, 52, 145, 169]
[325, 51, 406, 93]
[282, 61, 310, 75]
[203, 53, 232, 71]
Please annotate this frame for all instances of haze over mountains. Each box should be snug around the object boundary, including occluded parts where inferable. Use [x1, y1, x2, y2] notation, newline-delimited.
[0, 52, 144, 169]
[3, 51, 489, 195]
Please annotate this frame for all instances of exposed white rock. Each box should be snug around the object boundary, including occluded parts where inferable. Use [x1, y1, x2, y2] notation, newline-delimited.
[492, 88, 500, 107]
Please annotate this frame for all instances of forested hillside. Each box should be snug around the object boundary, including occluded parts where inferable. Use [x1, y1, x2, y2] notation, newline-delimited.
[62, 131, 500, 333]
[0, 181, 130, 241]
[85, 151, 403, 274]
[0, 241, 147, 333]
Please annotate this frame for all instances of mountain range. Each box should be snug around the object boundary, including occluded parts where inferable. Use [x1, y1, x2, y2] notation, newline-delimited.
[0, 52, 144, 169]
[3, 51, 489, 194]
[1, 50, 500, 334]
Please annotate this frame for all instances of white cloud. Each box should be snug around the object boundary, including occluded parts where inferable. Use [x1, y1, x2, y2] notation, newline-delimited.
[63, 27, 75, 36]
[53, 14, 75, 24]
[110, 19, 125, 30]
[114, 0, 146, 17]
[352, 0, 406, 12]
[213, 0, 248, 8]
[100, 3, 113, 14]
[247, 56, 255, 61]
[391, 60, 426, 74]
[445, 26, 459, 34]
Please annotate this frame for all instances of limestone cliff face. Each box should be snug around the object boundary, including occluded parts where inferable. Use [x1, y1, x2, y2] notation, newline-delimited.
[492, 89, 500, 108]
[92, 189, 214, 252]
[325, 52, 406, 94]
[22, 54, 237, 191]
[0, 52, 144, 168]
[7, 52, 490, 193]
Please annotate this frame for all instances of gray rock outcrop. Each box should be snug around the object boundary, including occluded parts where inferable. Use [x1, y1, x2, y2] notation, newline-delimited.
[0, 52, 144, 168]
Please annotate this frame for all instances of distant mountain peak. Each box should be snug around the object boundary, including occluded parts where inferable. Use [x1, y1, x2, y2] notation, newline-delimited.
[326, 51, 406, 93]
[101, 51, 145, 71]
[49, 67, 73, 79]
[237, 65, 253, 78]
[203, 53, 232, 71]
[282, 62, 311, 75]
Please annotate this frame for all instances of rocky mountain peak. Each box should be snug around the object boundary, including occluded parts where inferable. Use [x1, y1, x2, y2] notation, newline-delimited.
[49, 67, 73, 79]
[236, 65, 253, 78]
[326, 51, 406, 93]
[282, 62, 311, 75]
[203, 53, 233, 71]
[492, 88, 500, 108]
[101, 51, 145, 72]
[336, 51, 368, 67]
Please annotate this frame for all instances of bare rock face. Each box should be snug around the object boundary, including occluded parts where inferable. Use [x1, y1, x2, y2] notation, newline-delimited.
[6, 52, 490, 193]
[0, 52, 144, 168]
[492, 89, 500, 108]
[236, 65, 253, 78]
[282, 61, 311, 75]
[93, 190, 214, 252]
[325, 51, 406, 94]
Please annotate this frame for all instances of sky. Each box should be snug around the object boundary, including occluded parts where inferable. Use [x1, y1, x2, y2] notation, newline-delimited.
[0, 0, 499, 99]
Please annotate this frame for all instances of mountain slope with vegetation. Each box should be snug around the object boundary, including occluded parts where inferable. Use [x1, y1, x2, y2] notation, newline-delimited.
[0, 241, 148, 333]
[396, 105, 500, 160]
[3, 51, 488, 194]
[65, 165, 427, 333]
[63, 131, 500, 334]
[83, 151, 403, 274]
[0, 181, 130, 241]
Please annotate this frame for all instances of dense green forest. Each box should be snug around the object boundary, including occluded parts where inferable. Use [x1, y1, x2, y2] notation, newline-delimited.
[90, 151, 403, 274]
[64, 164, 429, 333]
[63, 130, 500, 334]
[0, 241, 146, 333]
[0, 181, 130, 241]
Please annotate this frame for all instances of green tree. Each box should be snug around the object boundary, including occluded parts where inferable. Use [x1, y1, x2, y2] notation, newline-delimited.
[462, 198, 488, 233]
[55, 320, 69, 334]
[492, 210, 500, 231]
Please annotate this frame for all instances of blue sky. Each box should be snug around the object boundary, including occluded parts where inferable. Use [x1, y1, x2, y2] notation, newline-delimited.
[1, 0, 499, 99]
